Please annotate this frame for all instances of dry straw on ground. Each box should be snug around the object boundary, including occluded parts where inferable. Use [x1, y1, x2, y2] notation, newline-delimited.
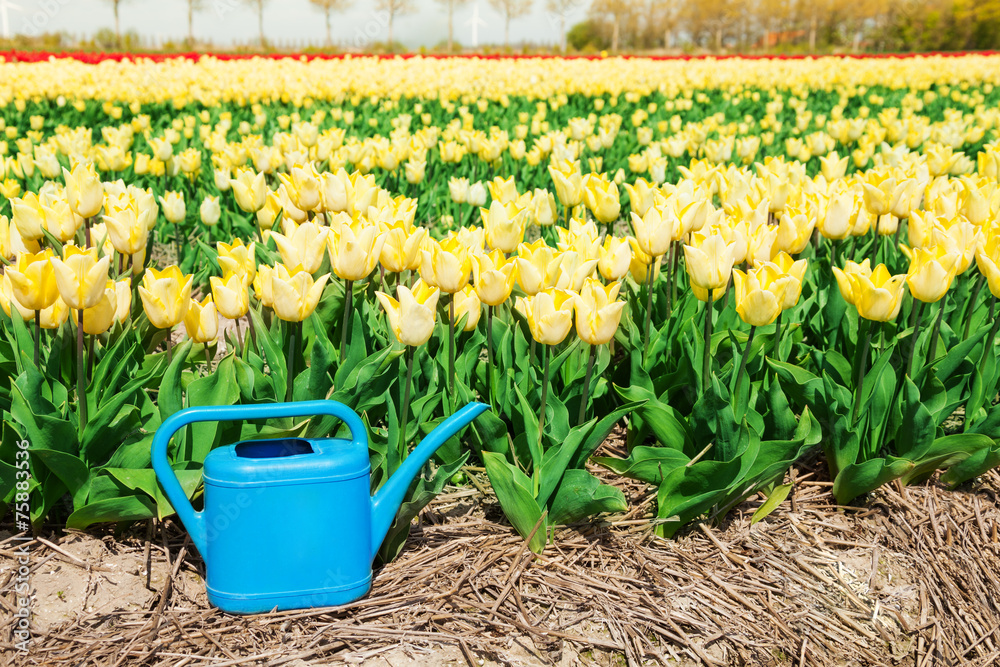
[2, 446, 999, 666]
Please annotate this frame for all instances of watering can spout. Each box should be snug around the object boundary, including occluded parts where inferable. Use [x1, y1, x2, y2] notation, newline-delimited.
[370, 402, 489, 561]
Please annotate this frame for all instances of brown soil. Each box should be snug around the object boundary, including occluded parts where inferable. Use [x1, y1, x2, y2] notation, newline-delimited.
[2, 457, 999, 667]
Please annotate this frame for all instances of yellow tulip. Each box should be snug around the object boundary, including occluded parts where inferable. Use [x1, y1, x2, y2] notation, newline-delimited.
[848, 264, 907, 322]
[548, 163, 584, 208]
[758, 251, 808, 310]
[278, 165, 321, 212]
[184, 295, 219, 344]
[487, 176, 519, 205]
[6, 249, 59, 312]
[575, 278, 626, 345]
[623, 179, 658, 217]
[62, 163, 104, 219]
[375, 282, 440, 346]
[481, 200, 526, 254]
[631, 205, 677, 258]
[515, 288, 576, 346]
[200, 195, 221, 226]
[271, 221, 329, 275]
[138, 265, 193, 329]
[976, 235, 1000, 299]
[217, 238, 257, 286]
[832, 259, 872, 307]
[733, 265, 789, 327]
[379, 223, 426, 274]
[38, 296, 70, 330]
[549, 251, 599, 291]
[820, 188, 857, 241]
[10, 192, 47, 241]
[210, 272, 250, 320]
[454, 285, 482, 331]
[51, 246, 111, 311]
[103, 203, 149, 255]
[583, 175, 621, 224]
[906, 245, 959, 303]
[270, 264, 330, 322]
[148, 137, 174, 162]
[472, 249, 517, 306]
[114, 280, 131, 323]
[449, 177, 470, 204]
[820, 152, 849, 181]
[230, 167, 267, 213]
[327, 221, 384, 282]
[1, 273, 34, 321]
[775, 209, 815, 255]
[598, 235, 632, 282]
[684, 232, 737, 291]
[515, 239, 555, 296]
[257, 190, 283, 230]
[420, 236, 472, 294]
[158, 191, 186, 224]
[0, 178, 21, 199]
[253, 263, 275, 307]
[81, 281, 117, 335]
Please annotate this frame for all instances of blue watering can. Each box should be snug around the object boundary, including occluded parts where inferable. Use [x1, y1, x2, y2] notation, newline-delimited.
[152, 399, 488, 614]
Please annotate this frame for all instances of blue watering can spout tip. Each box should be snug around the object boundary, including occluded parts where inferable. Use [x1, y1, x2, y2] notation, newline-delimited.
[369, 401, 490, 562]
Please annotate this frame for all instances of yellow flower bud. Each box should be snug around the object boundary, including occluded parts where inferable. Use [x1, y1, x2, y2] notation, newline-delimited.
[270, 264, 329, 322]
[575, 278, 625, 346]
[6, 249, 59, 312]
[375, 282, 440, 347]
[184, 295, 219, 344]
[51, 246, 112, 311]
[138, 265, 193, 329]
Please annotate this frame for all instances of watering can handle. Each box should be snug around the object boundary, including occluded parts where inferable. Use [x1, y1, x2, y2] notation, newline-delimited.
[151, 400, 366, 557]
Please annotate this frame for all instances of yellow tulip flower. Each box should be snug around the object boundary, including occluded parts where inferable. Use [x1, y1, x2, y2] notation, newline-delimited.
[583, 175, 621, 224]
[253, 264, 275, 307]
[1, 273, 34, 321]
[38, 296, 70, 330]
[210, 272, 250, 320]
[114, 280, 131, 323]
[515, 288, 576, 346]
[230, 167, 268, 213]
[472, 249, 517, 307]
[684, 231, 737, 292]
[420, 236, 472, 294]
[379, 223, 426, 274]
[598, 235, 632, 282]
[906, 245, 959, 303]
[575, 278, 626, 346]
[448, 177, 470, 204]
[848, 264, 907, 322]
[515, 239, 556, 296]
[270, 264, 330, 322]
[6, 249, 59, 312]
[277, 165, 322, 212]
[158, 191, 186, 224]
[271, 221, 329, 275]
[549, 251, 599, 292]
[10, 192, 46, 241]
[138, 265, 193, 329]
[103, 203, 150, 256]
[487, 176, 519, 205]
[200, 195, 221, 226]
[51, 246, 112, 311]
[184, 295, 219, 344]
[832, 259, 872, 307]
[976, 235, 1000, 299]
[733, 265, 789, 327]
[217, 238, 257, 287]
[481, 200, 526, 254]
[63, 163, 104, 219]
[630, 205, 677, 258]
[548, 163, 584, 208]
[81, 281, 118, 335]
[775, 209, 815, 255]
[757, 251, 808, 310]
[327, 221, 384, 282]
[375, 282, 440, 347]
[453, 285, 482, 331]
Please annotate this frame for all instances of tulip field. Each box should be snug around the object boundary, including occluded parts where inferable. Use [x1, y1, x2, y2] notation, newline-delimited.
[1, 52, 1000, 558]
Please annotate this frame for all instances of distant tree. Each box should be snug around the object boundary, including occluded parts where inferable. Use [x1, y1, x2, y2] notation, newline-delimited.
[589, 0, 638, 51]
[567, 18, 607, 50]
[243, 0, 271, 47]
[184, 0, 205, 45]
[310, 0, 353, 46]
[546, 0, 578, 52]
[435, 0, 468, 52]
[375, 0, 417, 48]
[102, 0, 130, 46]
[488, 0, 533, 47]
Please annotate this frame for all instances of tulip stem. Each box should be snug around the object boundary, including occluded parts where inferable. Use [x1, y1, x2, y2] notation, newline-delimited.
[851, 320, 874, 427]
[772, 310, 782, 363]
[448, 296, 456, 394]
[734, 325, 757, 405]
[577, 344, 596, 425]
[486, 305, 494, 410]
[246, 313, 258, 354]
[702, 300, 713, 393]
[963, 274, 985, 340]
[235, 318, 245, 355]
[669, 242, 678, 316]
[643, 257, 655, 363]
[206, 344, 214, 376]
[529, 337, 536, 367]
[927, 293, 947, 365]
[77, 310, 87, 433]
[286, 321, 298, 403]
[904, 301, 925, 378]
[340, 279, 354, 361]
[400, 346, 414, 451]
[33, 310, 40, 367]
[538, 344, 550, 450]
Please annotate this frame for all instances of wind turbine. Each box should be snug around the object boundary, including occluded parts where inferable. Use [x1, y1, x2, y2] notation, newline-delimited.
[0, 0, 23, 40]
[464, 2, 487, 49]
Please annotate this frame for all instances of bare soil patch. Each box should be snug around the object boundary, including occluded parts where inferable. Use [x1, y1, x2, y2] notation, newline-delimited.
[2, 454, 999, 666]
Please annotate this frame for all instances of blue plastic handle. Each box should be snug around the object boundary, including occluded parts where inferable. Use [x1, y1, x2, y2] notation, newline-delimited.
[151, 400, 366, 557]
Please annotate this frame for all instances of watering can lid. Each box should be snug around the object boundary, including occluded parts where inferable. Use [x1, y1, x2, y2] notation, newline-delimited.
[203, 437, 370, 488]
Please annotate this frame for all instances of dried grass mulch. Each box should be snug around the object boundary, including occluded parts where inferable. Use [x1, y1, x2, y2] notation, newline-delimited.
[3, 453, 1000, 667]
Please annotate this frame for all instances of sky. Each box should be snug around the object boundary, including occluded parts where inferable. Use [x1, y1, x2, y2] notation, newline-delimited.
[6, 0, 590, 48]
